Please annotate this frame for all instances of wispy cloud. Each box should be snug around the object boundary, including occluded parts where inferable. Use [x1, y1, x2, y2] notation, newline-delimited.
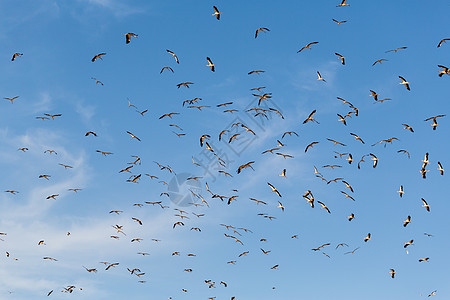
[82, 0, 145, 17]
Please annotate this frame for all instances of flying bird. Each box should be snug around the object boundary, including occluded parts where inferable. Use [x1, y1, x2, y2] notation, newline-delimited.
[126, 131, 141, 141]
[335, 53, 345, 65]
[332, 19, 347, 25]
[11, 53, 23, 61]
[372, 59, 388, 66]
[437, 162, 444, 175]
[91, 53, 106, 62]
[437, 38, 450, 48]
[267, 182, 282, 197]
[124, 33, 138, 44]
[350, 133, 365, 144]
[403, 215, 411, 227]
[398, 76, 410, 91]
[297, 42, 319, 53]
[303, 110, 318, 124]
[212, 6, 222, 20]
[437, 65, 450, 77]
[386, 46, 407, 53]
[206, 57, 215, 72]
[255, 27, 270, 38]
[166, 49, 179, 64]
[160, 66, 174, 74]
[421, 198, 430, 212]
[316, 71, 326, 82]
[317, 201, 331, 214]
[337, 0, 349, 7]
[305, 141, 319, 153]
[4, 96, 19, 104]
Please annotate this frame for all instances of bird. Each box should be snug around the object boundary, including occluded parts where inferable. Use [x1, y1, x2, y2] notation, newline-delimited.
[281, 131, 298, 138]
[91, 53, 106, 62]
[297, 42, 319, 53]
[11, 53, 23, 61]
[350, 133, 365, 144]
[337, 114, 347, 125]
[389, 269, 396, 278]
[345, 153, 354, 164]
[206, 57, 215, 72]
[305, 141, 319, 153]
[397, 149, 410, 159]
[160, 66, 174, 74]
[277, 201, 285, 212]
[327, 138, 346, 146]
[267, 182, 282, 197]
[335, 53, 345, 65]
[96, 150, 113, 156]
[369, 153, 378, 168]
[126, 131, 141, 141]
[369, 90, 379, 101]
[237, 161, 255, 174]
[372, 59, 388, 66]
[437, 162, 444, 175]
[166, 49, 179, 64]
[404, 239, 414, 248]
[386, 46, 407, 53]
[419, 257, 430, 262]
[124, 32, 138, 44]
[176, 82, 193, 88]
[44, 113, 62, 119]
[105, 262, 119, 270]
[337, 97, 353, 106]
[403, 215, 411, 227]
[402, 124, 414, 132]
[5, 190, 19, 195]
[424, 115, 445, 130]
[347, 213, 355, 222]
[341, 181, 353, 192]
[397, 185, 404, 198]
[85, 131, 97, 136]
[421, 198, 430, 212]
[398, 76, 410, 91]
[364, 233, 371, 242]
[438, 65, 450, 77]
[317, 201, 331, 214]
[303, 110, 318, 124]
[344, 247, 359, 255]
[332, 19, 347, 25]
[316, 71, 326, 82]
[46, 194, 59, 200]
[337, 0, 349, 7]
[340, 191, 355, 201]
[159, 112, 180, 119]
[437, 38, 450, 48]
[4, 96, 19, 104]
[255, 27, 270, 38]
[312, 243, 330, 251]
[173, 222, 184, 229]
[212, 6, 222, 20]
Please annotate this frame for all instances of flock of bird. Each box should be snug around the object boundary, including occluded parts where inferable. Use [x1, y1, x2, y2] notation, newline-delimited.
[1, 1, 449, 299]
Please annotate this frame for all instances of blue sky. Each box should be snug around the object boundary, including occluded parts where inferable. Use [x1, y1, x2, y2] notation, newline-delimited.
[0, 0, 449, 299]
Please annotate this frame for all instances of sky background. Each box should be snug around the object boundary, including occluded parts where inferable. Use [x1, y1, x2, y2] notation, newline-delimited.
[0, 0, 449, 299]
